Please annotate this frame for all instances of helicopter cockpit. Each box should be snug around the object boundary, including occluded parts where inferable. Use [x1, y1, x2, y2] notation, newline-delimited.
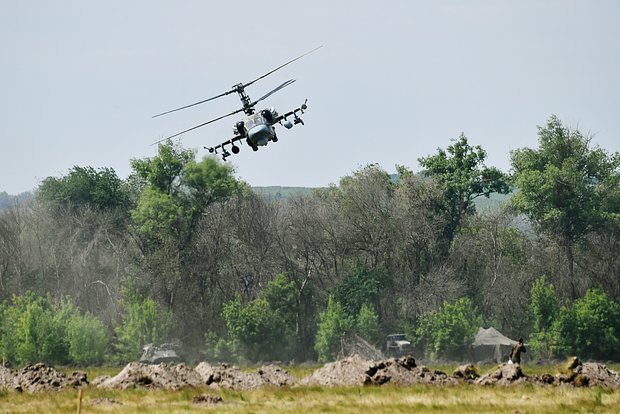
[244, 113, 266, 130]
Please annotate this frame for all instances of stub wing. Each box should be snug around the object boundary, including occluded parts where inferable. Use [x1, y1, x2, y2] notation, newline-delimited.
[273, 100, 308, 126]
[206, 100, 309, 161]
[204, 135, 244, 160]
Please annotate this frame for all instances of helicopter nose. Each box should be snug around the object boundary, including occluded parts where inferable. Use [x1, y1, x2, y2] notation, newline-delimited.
[247, 124, 271, 146]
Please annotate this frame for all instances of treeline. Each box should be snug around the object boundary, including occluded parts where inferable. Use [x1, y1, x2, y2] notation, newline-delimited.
[0, 115, 619, 365]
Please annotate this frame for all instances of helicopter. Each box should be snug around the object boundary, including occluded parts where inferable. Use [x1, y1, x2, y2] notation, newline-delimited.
[153, 46, 321, 161]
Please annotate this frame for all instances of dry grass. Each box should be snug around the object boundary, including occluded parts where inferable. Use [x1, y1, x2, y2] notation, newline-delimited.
[1, 383, 620, 413]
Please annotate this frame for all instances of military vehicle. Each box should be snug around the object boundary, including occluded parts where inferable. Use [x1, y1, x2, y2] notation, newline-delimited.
[385, 334, 412, 357]
[139, 343, 181, 364]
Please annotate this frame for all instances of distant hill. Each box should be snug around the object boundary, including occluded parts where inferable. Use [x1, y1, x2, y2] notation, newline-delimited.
[252, 186, 318, 199]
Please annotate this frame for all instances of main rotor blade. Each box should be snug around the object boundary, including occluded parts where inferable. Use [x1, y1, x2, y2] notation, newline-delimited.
[243, 45, 323, 89]
[151, 107, 245, 145]
[152, 89, 235, 118]
[151, 46, 322, 119]
[253, 79, 296, 105]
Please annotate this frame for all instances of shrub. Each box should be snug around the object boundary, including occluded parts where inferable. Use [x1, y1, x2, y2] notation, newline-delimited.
[356, 303, 380, 344]
[314, 296, 354, 362]
[550, 288, 620, 360]
[0, 293, 67, 365]
[203, 332, 239, 363]
[223, 295, 288, 362]
[222, 274, 300, 363]
[67, 312, 110, 365]
[415, 297, 482, 360]
[114, 294, 173, 363]
[528, 276, 559, 359]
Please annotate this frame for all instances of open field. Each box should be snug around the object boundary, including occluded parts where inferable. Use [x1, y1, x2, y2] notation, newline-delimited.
[2, 382, 620, 413]
[2, 362, 620, 413]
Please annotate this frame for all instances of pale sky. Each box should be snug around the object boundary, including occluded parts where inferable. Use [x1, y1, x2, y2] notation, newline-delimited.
[1, 1, 619, 194]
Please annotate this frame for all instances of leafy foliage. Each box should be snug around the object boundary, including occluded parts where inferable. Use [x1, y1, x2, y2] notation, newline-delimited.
[415, 297, 482, 360]
[114, 293, 173, 363]
[2, 119, 620, 365]
[37, 166, 131, 212]
[356, 303, 380, 344]
[527, 276, 560, 359]
[418, 134, 510, 246]
[203, 332, 238, 362]
[510, 115, 620, 298]
[222, 274, 299, 362]
[530, 276, 559, 333]
[334, 265, 386, 318]
[223, 296, 285, 362]
[0, 293, 110, 366]
[550, 288, 620, 360]
[66, 311, 110, 365]
[314, 297, 355, 362]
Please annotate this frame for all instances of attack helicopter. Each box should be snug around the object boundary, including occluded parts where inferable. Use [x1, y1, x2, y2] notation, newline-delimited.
[153, 46, 321, 161]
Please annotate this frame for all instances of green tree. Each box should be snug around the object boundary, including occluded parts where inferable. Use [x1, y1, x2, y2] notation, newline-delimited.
[66, 311, 110, 365]
[222, 274, 300, 362]
[37, 166, 131, 213]
[530, 276, 559, 333]
[418, 134, 510, 249]
[415, 297, 482, 360]
[114, 294, 173, 363]
[223, 295, 288, 362]
[511, 115, 620, 299]
[528, 276, 559, 359]
[129, 141, 245, 348]
[550, 288, 620, 360]
[0, 293, 66, 365]
[356, 303, 380, 344]
[314, 296, 354, 362]
[130, 141, 244, 247]
[261, 273, 299, 331]
[334, 265, 386, 318]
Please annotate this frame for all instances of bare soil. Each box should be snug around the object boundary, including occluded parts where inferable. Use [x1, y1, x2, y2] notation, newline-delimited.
[1, 355, 618, 392]
[0, 363, 87, 392]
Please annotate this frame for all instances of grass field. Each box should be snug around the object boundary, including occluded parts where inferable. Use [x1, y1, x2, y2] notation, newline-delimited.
[2, 363, 620, 413]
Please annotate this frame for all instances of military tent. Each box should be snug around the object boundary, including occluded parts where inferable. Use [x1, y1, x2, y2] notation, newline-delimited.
[471, 327, 517, 363]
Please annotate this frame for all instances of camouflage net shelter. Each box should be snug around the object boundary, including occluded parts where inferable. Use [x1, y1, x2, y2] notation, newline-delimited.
[471, 327, 517, 363]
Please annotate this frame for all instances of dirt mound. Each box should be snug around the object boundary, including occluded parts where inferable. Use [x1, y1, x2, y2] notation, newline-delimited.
[300, 354, 372, 386]
[192, 393, 224, 405]
[93, 362, 202, 390]
[256, 364, 298, 387]
[301, 355, 456, 387]
[475, 363, 528, 386]
[453, 364, 479, 380]
[2, 363, 88, 393]
[367, 357, 456, 386]
[0, 367, 18, 390]
[550, 359, 620, 389]
[5, 355, 620, 392]
[195, 362, 296, 390]
[574, 362, 620, 388]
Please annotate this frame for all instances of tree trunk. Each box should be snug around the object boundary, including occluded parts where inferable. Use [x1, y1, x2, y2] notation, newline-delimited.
[566, 239, 577, 301]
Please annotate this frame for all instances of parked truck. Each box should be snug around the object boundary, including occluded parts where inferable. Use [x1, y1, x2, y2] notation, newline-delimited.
[385, 334, 412, 357]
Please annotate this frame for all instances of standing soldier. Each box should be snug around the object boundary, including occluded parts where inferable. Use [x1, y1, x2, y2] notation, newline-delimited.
[510, 338, 527, 364]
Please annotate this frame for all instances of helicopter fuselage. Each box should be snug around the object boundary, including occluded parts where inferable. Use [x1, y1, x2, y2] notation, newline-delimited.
[235, 110, 279, 150]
